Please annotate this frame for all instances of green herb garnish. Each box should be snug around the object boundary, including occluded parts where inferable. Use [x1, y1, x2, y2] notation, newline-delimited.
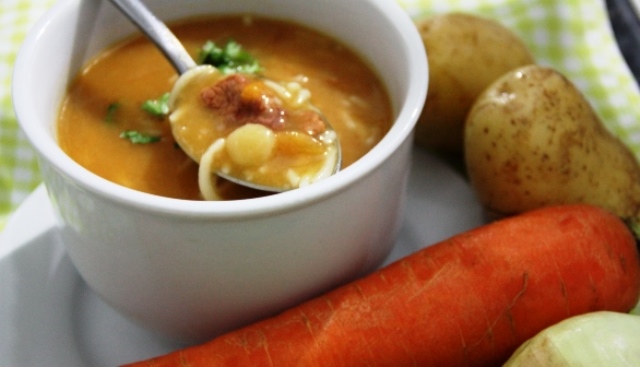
[119, 130, 161, 144]
[105, 102, 121, 123]
[141, 92, 171, 117]
[198, 39, 260, 74]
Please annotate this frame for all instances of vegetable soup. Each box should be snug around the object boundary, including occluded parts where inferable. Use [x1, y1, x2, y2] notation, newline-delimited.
[57, 15, 392, 200]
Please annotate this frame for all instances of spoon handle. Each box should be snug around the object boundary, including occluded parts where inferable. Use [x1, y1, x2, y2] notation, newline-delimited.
[107, 0, 197, 74]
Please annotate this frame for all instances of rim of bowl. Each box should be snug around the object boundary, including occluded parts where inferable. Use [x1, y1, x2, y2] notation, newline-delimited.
[13, 0, 428, 219]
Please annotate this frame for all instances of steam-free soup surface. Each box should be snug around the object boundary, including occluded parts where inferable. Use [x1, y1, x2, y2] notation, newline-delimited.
[57, 15, 392, 200]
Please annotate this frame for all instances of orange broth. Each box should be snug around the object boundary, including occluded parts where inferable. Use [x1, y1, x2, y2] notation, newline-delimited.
[57, 15, 392, 200]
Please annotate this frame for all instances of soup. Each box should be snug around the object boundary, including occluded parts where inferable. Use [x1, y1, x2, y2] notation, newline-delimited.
[57, 15, 392, 200]
[170, 65, 341, 198]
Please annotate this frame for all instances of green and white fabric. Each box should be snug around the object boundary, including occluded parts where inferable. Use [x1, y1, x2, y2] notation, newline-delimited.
[1, 0, 639, 231]
[1, 0, 55, 230]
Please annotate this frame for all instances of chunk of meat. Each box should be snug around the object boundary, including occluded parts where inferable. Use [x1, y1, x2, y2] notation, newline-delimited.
[201, 74, 284, 129]
[296, 109, 327, 135]
[201, 74, 327, 135]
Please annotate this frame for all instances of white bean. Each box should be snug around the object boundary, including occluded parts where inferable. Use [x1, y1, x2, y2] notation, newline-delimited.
[225, 123, 276, 166]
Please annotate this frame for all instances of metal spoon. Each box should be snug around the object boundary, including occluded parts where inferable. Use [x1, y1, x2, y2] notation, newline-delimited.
[107, 0, 341, 193]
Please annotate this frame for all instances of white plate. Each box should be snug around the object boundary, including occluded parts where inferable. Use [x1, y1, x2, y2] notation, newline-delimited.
[0, 147, 485, 367]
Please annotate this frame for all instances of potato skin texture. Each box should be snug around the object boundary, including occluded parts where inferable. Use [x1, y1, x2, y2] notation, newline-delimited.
[465, 65, 640, 228]
[414, 12, 535, 155]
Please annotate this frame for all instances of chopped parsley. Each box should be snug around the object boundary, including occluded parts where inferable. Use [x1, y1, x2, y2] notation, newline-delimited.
[141, 92, 171, 117]
[119, 130, 161, 144]
[105, 102, 121, 123]
[113, 41, 259, 146]
[198, 39, 260, 74]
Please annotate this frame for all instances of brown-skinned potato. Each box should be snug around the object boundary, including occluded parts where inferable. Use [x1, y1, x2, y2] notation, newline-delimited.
[464, 65, 640, 233]
[414, 12, 535, 156]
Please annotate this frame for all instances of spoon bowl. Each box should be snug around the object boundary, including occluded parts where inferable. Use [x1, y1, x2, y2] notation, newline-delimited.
[108, 0, 341, 194]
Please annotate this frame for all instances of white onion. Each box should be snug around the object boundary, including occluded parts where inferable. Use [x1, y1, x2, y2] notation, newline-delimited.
[503, 311, 640, 367]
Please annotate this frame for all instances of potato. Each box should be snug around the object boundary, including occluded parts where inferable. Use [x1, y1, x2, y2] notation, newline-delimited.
[465, 64, 640, 231]
[414, 12, 535, 155]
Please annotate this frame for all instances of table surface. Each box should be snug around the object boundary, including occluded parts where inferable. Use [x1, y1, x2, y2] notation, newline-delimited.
[1, 0, 640, 231]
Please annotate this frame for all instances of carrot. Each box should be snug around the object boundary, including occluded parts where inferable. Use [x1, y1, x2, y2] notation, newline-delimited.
[122, 204, 640, 367]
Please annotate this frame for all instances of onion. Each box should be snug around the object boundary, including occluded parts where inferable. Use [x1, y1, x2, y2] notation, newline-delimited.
[503, 311, 640, 366]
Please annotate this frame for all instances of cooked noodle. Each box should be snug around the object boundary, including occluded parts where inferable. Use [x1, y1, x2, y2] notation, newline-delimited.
[198, 138, 225, 200]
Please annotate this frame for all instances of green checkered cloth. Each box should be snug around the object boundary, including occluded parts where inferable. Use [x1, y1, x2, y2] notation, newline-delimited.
[0, 0, 55, 231]
[1, 0, 640, 231]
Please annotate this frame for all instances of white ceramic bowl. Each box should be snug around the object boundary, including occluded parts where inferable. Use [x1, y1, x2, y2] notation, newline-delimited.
[13, 0, 428, 341]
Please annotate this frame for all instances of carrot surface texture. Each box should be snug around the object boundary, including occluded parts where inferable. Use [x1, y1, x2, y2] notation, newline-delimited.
[123, 204, 640, 367]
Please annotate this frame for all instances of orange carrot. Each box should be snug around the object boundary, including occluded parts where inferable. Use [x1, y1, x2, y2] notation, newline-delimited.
[123, 204, 640, 367]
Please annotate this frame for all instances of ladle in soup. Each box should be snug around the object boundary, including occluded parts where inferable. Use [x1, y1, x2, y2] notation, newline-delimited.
[107, 0, 342, 195]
